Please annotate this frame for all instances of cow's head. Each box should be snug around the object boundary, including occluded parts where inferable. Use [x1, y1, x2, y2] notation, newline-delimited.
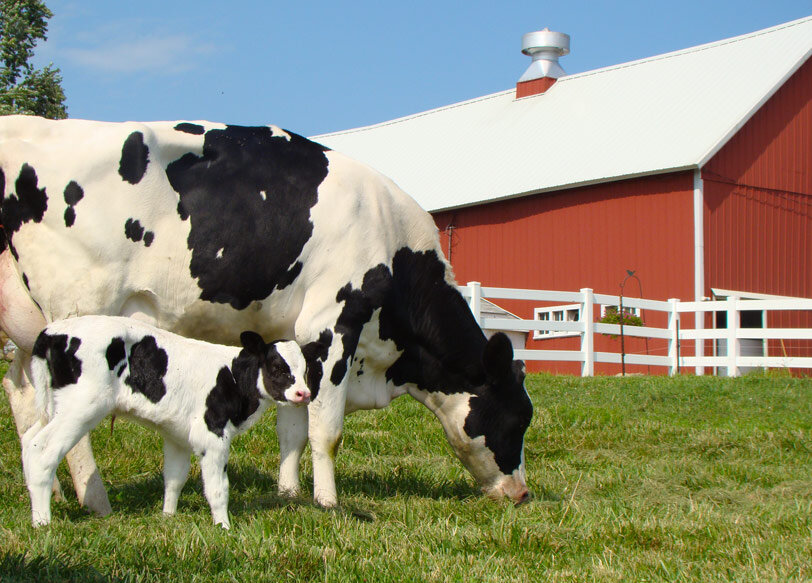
[239, 332, 311, 405]
[426, 333, 532, 504]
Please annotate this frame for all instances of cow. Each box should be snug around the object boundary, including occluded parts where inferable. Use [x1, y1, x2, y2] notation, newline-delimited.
[0, 115, 533, 513]
[23, 315, 310, 528]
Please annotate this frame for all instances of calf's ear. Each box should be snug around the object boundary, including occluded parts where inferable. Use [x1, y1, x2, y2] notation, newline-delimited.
[239, 331, 266, 355]
[482, 332, 514, 382]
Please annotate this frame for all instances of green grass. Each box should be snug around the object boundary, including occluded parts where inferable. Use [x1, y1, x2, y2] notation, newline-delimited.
[1, 360, 810, 582]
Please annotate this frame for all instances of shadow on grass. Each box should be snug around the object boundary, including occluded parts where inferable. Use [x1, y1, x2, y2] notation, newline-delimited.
[337, 470, 480, 501]
[0, 551, 118, 583]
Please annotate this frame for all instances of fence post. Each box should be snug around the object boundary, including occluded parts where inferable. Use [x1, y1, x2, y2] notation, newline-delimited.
[726, 295, 740, 377]
[580, 288, 594, 377]
[467, 281, 482, 326]
[668, 298, 680, 375]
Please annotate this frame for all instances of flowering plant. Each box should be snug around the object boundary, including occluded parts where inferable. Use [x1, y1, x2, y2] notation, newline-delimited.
[598, 306, 644, 338]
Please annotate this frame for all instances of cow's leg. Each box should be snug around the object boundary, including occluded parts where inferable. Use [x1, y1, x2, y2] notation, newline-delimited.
[276, 404, 308, 497]
[162, 438, 192, 515]
[308, 379, 348, 508]
[199, 447, 231, 529]
[0, 252, 111, 515]
[3, 355, 65, 501]
[64, 436, 112, 516]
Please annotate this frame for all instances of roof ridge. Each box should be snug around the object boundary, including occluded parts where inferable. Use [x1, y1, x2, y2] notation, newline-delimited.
[561, 15, 812, 83]
[315, 15, 812, 140]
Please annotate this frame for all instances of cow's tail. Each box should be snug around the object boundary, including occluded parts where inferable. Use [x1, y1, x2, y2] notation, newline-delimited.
[30, 333, 55, 419]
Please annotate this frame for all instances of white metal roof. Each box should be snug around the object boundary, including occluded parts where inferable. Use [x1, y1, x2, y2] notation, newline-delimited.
[315, 16, 812, 213]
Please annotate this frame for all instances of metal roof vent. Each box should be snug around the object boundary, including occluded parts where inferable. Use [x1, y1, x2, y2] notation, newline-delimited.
[516, 29, 570, 98]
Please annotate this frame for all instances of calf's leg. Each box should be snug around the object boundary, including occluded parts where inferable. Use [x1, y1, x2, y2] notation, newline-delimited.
[199, 448, 231, 529]
[276, 405, 308, 497]
[162, 438, 192, 515]
[22, 408, 106, 526]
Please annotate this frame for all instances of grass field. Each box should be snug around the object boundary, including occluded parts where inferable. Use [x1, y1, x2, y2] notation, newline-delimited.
[0, 360, 810, 582]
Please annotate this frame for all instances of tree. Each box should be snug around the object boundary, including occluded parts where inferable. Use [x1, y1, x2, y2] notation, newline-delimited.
[0, 0, 66, 118]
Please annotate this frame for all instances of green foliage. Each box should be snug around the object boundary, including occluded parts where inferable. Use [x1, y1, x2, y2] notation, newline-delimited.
[0, 0, 66, 119]
[598, 305, 644, 339]
[0, 372, 810, 581]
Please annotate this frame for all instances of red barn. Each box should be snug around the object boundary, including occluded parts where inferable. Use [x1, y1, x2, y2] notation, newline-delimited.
[317, 17, 812, 374]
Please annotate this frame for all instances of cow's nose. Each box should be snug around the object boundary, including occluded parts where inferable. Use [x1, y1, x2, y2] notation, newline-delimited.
[513, 488, 531, 506]
[294, 390, 311, 404]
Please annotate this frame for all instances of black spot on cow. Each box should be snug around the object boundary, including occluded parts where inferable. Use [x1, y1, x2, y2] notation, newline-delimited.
[174, 123, 205, 135]
[463, 342, 532, 474]
[124, 335, 168, 403]
[301, 329, 332, 398]
[351, 247, 533, 475]
[105, 337, 126, 371]
[0, 167, 6, 252]
[119, 131, 150, 185]
[330, 264, 391, 385]
[125, 218, 144, 242]
[32, 332, 82, 389]
[1, 164, 48, 252]
[203, 354, 262, 438]
[377, 248, 487, 392]
[63, 181, 84, 227]
[22, 273, 29, 289]
[165, 125, 330, 310]
[124, 218, 154, 246]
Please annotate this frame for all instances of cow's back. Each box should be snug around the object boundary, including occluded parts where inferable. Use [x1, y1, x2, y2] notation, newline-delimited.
[0, 117, 445, 348]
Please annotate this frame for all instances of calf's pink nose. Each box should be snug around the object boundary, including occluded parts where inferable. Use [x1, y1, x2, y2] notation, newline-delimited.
[293, 389, 311, 404]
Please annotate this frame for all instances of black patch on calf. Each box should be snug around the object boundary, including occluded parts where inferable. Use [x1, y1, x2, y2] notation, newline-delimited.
[105, 337, 126, 371]
[124, 335, 168, 403]
[259, 343, 296, 401]
[63, 181, 84, 227]
[174, 123, 205, 135]
[1, 164, 48, 251]
[204, 352, 262, 437]
[165, 125, 329, 310]
[32, 332, 82, 389]
[119, 131, 150, 185]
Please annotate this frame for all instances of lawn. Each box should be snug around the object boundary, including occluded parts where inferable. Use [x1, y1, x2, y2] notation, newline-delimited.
[0, 360, 810, 582]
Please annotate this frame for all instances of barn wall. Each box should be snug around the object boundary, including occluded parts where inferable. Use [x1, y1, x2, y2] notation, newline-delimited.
[433, 171, 696, 374]
[703, 56, 812, 367]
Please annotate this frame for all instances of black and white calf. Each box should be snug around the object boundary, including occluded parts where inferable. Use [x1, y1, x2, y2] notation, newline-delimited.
[22, 315, 310, 528]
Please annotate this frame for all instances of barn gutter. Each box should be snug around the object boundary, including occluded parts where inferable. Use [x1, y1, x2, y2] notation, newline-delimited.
[693, 168, 705, 375]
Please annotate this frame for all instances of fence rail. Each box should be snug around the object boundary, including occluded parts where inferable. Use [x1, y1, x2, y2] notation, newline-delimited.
[460, 282, 812, 376]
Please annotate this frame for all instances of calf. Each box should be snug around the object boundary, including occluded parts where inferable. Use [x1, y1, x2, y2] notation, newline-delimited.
[22, 315, 310, 529]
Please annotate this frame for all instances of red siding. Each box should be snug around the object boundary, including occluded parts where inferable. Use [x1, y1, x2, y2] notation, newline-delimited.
[704, 56, 812, 368]
[434, 172, 696, 374]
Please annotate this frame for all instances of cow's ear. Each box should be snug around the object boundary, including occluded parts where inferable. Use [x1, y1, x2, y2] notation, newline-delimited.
[483, 332, 514, 382]
[239, 331, 266, 355]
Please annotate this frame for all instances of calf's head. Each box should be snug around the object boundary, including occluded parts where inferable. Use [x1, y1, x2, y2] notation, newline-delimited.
[431, 333, 533, 504]
[239, 332, 310, 405]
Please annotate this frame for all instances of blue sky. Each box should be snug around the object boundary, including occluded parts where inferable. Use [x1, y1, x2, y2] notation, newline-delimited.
[35, 1, 811, 137]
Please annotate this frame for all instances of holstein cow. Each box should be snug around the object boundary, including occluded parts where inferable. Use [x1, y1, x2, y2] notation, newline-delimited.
[0, 115, 533, 511]
[24, 315, 310, 528]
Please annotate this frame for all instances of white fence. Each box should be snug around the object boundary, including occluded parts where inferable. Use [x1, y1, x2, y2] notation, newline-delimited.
[459, 282, 812, 377]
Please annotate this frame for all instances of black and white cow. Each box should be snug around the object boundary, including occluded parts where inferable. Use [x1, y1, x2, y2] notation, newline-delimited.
[24, 315, 310, 528]
[0, 115, 533, 512]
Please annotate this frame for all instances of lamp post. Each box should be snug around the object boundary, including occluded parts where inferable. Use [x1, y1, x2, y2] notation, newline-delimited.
[619, 269, 641, 376]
